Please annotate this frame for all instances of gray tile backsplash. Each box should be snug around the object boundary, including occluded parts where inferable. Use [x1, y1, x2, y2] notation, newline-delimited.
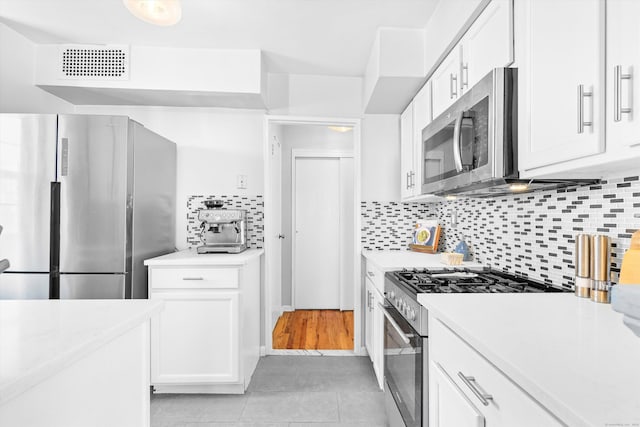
[186, 195, 264, 249]
[361, 175, 640, 288]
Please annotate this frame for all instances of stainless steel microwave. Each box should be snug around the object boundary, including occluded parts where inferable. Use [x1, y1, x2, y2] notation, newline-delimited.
[421, 67, 518, 197]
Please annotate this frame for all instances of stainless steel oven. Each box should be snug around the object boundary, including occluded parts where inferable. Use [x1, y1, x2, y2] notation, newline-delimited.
[381, 300, 425, 427]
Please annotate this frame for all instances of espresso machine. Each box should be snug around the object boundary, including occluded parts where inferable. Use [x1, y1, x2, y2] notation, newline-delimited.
[197, 200, 248, 254]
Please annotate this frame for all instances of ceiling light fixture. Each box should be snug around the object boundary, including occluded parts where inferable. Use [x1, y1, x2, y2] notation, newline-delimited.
[328, 126, 353, 133]
[123, 0, 182, 26]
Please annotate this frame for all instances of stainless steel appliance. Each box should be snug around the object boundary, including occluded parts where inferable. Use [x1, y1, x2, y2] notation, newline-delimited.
[575, 234, 592, 298]
[0, 114, 176, 299]
[383, 268, 570, 427]
[591, 234, 612, 304]
[197, 200, 247, 254]
[421, 68, 596, 197]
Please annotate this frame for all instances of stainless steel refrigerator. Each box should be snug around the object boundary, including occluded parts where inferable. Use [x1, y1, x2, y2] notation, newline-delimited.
[0, 114, 176, 299]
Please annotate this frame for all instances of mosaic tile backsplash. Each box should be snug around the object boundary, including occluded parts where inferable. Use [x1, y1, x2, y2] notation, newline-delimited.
[186, 195, 264, 248]
[361, 175, 640, 288]
[361, 202, 435, 250]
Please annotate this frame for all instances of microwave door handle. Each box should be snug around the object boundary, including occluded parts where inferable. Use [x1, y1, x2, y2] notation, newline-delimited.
[452, 111, 465, 173]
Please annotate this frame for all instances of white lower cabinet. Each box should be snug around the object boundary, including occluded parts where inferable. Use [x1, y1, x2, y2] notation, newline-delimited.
[365, 273, 384, 389]
[429, 316, 563, 427]
[430, 361, 485, 427]
[151, 291, 240, 384]
[148, 257, 261, 394]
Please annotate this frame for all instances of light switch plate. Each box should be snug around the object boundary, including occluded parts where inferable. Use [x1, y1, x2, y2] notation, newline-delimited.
[237, 175, 248, 189]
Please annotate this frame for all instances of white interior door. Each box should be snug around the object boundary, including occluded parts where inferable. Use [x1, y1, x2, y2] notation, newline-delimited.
[294, 157, 340, 309]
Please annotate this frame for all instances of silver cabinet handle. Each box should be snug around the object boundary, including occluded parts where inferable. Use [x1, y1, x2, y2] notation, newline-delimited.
[614, 65, 632, 122]
[450, 74, 458, 99]
[406, 172, 410, 190]
[410, 171, 416, 188]
[461, 63, 469, 90]
[577, 84, 593, 133]
[458, 372, 493, 406]
[367, 270, 375, 277]
[378, 303, 411, 344]
[182, 277, 204, 281]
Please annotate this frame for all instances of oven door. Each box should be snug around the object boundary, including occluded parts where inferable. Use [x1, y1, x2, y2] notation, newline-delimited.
[382, 301, 423, 427]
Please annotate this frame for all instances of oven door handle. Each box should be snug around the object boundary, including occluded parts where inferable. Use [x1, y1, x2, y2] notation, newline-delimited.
[378, 303, 412, 345]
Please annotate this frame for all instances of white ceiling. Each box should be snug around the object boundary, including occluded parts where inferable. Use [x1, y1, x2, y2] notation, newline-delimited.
[0, 0, 438, 77]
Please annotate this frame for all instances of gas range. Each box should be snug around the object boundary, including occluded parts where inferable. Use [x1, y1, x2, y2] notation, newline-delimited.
[383, 267, 570, 336]
[388, 267, 568, 296]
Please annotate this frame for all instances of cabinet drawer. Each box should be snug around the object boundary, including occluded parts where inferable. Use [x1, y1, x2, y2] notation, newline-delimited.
[364, 260, 384, 294]
[430, 318, 563, 426]
[150, 267, 239, 289]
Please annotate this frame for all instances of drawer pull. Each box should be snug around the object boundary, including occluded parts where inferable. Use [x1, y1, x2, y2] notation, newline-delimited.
[458, 372, 493, 406]
[182, 277, 204, 281]
[367, 271, 375, 277]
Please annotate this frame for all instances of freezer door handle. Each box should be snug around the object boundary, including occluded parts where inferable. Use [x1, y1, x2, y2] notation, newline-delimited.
[60, 138, 69, 176]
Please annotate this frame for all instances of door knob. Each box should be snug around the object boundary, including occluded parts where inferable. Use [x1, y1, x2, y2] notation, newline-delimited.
[278, 234, 285, 239]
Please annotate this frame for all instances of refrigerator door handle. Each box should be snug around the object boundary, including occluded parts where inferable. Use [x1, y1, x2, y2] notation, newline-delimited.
[60, 138, 69, 176]
[49, 182, 61, 299]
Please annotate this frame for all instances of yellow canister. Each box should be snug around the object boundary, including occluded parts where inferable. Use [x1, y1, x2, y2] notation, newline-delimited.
[619, 230, 640, 285]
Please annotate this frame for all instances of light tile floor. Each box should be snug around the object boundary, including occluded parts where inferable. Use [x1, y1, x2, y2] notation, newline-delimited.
[151, 356, 387, 427]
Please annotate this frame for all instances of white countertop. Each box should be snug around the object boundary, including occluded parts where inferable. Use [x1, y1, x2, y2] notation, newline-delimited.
[0, 300, 163, 406]
[418, 293, 640, 427]
[362, 249, 485, 271]
[144, 248, 264, 266]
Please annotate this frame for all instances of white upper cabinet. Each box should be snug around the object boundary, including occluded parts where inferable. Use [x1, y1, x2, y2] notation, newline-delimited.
[400, 103, 415, 200]
[431, 0, 513, 121]
[519, 0, 605, 171]
[606, 0, 640, 149]
[431, 47, 462, 120]
[400, 82, 437, 202]
[460, 0, 513, 92]
[412, 82, 432, 196]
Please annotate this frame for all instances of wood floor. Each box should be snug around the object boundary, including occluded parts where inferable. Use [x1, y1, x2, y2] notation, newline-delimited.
[272, 310, 354, 350]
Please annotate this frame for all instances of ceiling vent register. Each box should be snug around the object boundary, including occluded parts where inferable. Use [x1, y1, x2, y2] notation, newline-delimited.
[58, 44, 130, 81]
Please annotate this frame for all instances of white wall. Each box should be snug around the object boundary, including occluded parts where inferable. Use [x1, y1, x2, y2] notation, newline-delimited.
[75, 105, 264, 249]
[0, 23, 74, 113]
[268, 74, 362, 117]
[279, 125, 354, 306]
[361, 114, 401, 201]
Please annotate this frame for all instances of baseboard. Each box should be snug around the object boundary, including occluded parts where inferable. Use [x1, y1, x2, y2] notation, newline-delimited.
[281, 305, 294, 312]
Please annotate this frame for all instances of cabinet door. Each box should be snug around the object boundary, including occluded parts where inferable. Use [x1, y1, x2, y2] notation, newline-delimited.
[400, 103, 414, 200]
[521, 0, 605, 170]
[430, 361, 485, 427]
[371, 286, 385, 389]
[461, 0, 513, 91]
[412, 82, 432, 196]
[431, 46, 462, 120]
[606, 0, 640, 149]
[151, 290, 239, 384]
[364, 281, 374, 363]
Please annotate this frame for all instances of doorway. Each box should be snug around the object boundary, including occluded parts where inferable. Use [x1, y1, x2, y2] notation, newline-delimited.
[264, 117, 361, 353]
